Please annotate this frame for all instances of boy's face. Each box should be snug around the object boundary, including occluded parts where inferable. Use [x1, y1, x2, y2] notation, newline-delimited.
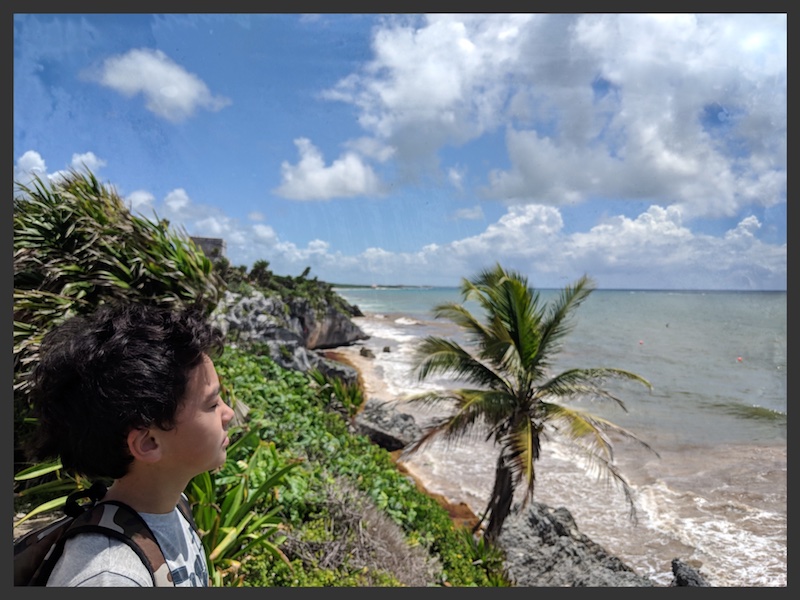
[156, 354, 234, 478]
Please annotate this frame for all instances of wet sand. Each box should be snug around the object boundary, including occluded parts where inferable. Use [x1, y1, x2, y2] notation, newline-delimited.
[323, 345, 482, 529]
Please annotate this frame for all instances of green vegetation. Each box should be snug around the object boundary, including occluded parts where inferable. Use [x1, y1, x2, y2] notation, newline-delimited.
[213, 257, 360, 318]
[12, 168, 512, 587]
[13, 168, 224, 484]
[212, 348, 511, 586]
[405, 263, 658, 542]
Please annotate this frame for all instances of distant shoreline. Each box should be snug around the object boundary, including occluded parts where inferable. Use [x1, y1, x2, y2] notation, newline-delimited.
[332, 285, 786, 293]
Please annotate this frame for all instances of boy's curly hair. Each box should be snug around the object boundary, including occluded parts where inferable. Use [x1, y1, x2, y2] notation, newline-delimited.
[28, 301, 224, 480]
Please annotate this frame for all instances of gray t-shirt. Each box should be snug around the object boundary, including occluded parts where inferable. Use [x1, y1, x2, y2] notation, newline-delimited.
[46, 501, 208, 587]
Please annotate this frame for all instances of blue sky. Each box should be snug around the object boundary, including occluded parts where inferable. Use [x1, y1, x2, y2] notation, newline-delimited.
[13, 13, 786, 290]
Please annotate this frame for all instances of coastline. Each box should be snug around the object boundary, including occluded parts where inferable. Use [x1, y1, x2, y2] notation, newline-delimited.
[323, 346, 482, 530]
[324, 305, 787, 586]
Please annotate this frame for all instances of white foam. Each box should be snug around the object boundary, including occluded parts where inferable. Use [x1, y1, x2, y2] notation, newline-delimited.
[394, 317, 419, 326]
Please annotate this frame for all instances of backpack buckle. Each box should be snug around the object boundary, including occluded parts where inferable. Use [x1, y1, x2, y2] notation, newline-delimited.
[64, 481, 108, 518]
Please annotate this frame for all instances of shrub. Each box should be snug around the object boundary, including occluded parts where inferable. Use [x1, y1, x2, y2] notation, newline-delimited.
[13, 168, 224, 474]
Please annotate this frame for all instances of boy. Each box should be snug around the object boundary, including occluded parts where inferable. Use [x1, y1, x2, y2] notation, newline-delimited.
[25, 301, 234, 586]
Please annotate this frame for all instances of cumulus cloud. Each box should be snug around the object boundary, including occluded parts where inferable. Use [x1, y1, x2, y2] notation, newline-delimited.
[14, 150, 108, 191]
[83, 48, 231, 123]
[14, 150, 48, 188]
[126, 189, 156, 213]
[15, 147, 783, 289]
[70, 151, 106, 173]
[163, 188, 192, 214]
[322, 14, 785, 223]
[14, 13, 784, 291]
[274, 137, 384, 200]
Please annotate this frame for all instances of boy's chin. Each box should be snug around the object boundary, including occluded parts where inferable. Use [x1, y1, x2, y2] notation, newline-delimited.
[210, 453, 227, 473]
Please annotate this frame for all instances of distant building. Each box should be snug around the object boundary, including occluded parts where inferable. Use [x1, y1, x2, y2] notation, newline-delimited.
[190, 236, 226, 259]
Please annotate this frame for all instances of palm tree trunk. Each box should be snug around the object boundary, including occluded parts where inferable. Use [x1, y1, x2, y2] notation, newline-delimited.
[480, 455, 514, 544]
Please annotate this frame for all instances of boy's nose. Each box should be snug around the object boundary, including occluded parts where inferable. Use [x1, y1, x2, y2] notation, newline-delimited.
[222, 401, 235, 427]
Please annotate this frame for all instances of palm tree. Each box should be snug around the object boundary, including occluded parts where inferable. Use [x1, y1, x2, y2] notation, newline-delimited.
[403, 263, 658, 543]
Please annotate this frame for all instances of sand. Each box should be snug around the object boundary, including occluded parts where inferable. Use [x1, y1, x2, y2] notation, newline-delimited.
[322, 345, 481, 528]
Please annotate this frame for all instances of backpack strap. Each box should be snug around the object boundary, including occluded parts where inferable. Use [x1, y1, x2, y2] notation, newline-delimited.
[176, 493, 198, 533]
[32, 500, 175, 587]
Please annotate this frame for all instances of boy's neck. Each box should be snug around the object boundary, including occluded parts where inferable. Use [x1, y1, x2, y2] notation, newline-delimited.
[103, 469, 190, 514]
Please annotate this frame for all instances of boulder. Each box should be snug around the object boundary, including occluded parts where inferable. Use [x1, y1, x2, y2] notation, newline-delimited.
[670, 558, 710, 587]
[210, 290, 368, 378]
[496, 502, 656, 587]
[353, 397, 423, 451]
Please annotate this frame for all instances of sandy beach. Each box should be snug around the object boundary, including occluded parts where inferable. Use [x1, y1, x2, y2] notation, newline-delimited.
[325, 341, 502, 517]
[323, 298, 787, 587]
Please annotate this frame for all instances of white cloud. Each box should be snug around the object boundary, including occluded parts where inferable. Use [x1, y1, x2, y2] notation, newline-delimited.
[448, 166, 465, 191]
[323, 14, 785, 224]
[70, 151, 106, 172]
[324, 14, 536, 170]
[14, 150, 107, 192]
[84, 48, 231, 123]
[253, 224, 278, 244]
[344, 137, 395, 163]
[14, 150, 48, 189]
[163, 188, 192, 214]
[194, 217, 225, 236]
[126, 190, 156, 213]
[15, 148, 783, 289]
[274, 137, 384, 200]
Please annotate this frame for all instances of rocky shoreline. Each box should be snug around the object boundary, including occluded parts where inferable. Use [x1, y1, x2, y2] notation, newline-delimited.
[214, 290, 711, 586]
[12, 290, 712, 586]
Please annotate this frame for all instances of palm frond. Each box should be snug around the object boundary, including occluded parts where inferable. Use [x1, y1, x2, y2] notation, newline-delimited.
[541, 401, 659, 458]
[411, 336, 510, 393]
[536, 367, 652, 411]
[528, 275, 594, 371]
[538, 401, 659, 523]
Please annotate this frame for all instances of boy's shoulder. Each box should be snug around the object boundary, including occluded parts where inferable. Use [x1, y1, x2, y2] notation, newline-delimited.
[14, 485, 192, 587]
[46, 531, 153, 586]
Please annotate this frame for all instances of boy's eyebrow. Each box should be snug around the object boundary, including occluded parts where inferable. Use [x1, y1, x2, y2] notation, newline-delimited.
[206, 386, 220, 402]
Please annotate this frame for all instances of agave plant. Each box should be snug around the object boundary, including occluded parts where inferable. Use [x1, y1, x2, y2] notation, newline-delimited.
[187, 433, 301, 586]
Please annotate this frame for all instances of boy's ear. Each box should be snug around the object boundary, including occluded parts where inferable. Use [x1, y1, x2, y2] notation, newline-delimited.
[126, 428, 162, 463]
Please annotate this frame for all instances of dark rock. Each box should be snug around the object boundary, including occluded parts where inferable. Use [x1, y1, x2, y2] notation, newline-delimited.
[353, 398, 422, 451]
[289, 297, 369, 350]
[383, 346, 391, 353]
[496, 502, 656, 587]
[360, 347, 376, 358]
[210, 290, 368, 377]
[670, 558, 710, 587]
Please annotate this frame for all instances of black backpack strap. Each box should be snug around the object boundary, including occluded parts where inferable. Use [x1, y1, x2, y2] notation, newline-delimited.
[176, 493, 198, 533]
[67, 501, 176, 586]
[33, 500, 175, 587]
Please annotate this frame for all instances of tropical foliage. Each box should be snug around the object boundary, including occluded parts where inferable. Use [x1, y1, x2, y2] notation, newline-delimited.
[12, 167, 228, 563]
[13, 168, 225, 457]
[404, 263, 658, 542]
[12, 166, 512, 585]
[214, 348, 512, 586]
[211, 257, 361, 318]
[187, 433, 301, 586]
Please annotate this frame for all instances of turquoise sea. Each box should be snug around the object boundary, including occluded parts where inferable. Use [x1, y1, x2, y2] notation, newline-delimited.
[334, 287, 787, 587]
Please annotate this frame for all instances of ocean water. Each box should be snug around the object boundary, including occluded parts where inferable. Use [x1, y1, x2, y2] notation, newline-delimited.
[334, 287, 787, 587]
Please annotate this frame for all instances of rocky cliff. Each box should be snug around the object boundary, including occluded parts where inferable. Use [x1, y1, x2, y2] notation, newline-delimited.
[210, 289, 366, 383]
